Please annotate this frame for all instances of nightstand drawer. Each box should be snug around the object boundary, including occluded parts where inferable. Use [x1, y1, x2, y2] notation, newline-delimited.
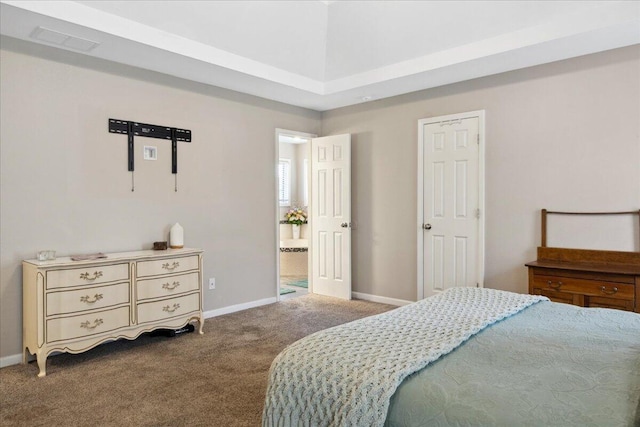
[47, 263, 129, 289]
[533, 275, 635, 301]
[46, 306, 130, 343]
[136, 255, 199, 278]
[136, 272, 200, 301]
[137, 292, 200, 324]
[46, 282, 130, 316]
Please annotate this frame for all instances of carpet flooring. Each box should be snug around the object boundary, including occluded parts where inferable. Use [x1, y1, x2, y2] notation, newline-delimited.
[0, 295, 395, 427]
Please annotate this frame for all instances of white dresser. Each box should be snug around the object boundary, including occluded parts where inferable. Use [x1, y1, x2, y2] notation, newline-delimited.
[22, 248, 204, 377]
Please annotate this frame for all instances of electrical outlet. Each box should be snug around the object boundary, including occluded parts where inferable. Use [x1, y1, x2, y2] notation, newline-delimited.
[209, 278, 216, 290]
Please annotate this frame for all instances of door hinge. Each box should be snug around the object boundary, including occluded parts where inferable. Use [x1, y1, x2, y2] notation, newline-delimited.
[475, 208, 481, 219]
[477, 134, 480, 144]
[476, 283, 479, 288]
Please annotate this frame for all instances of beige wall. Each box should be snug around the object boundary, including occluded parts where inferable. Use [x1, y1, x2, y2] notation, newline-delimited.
[321, 45, 640, 302]
[1, 37, 639, 361]
[0, 38, 321, 359]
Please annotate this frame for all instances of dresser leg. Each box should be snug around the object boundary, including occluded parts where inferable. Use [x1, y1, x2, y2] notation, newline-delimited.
[36, 352, 47, 377]
[198, 315, 204, 335]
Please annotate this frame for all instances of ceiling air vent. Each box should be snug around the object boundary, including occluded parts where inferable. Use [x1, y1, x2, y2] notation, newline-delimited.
[30, 26, 99, 52]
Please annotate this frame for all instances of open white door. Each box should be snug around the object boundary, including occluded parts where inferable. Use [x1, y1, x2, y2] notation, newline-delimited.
[311, 134, 351, 300]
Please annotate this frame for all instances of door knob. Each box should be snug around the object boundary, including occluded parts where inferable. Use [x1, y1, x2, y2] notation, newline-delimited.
[423, 223, 432, 230]
[341, 222, 349, 228]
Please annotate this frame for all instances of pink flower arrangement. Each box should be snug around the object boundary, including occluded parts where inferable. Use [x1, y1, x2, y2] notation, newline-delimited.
[285, 207, 307, 225]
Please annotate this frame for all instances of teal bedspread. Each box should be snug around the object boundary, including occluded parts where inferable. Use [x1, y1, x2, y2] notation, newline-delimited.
[385, 301, 640, 426]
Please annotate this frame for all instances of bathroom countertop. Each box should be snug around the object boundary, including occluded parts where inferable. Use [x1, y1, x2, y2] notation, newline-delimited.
[280, 239, 308, 248]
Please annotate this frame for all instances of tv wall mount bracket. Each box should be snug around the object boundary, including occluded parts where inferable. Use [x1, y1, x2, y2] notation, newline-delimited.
[108, 118, 192, 192]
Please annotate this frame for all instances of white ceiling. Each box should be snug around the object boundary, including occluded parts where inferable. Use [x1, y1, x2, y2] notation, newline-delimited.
[1, 1, 639, 111]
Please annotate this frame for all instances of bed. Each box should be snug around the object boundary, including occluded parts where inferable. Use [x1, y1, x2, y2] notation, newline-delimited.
[262, 288, 640, 426]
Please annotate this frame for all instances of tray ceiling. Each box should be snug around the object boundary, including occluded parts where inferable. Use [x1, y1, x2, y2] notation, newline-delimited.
[1, 1, 639, 111]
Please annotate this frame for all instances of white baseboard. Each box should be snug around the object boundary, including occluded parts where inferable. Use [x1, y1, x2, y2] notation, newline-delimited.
[203, 296, 277, 319]
[352, 292, 413, 307]
[0, 353, 23, 368]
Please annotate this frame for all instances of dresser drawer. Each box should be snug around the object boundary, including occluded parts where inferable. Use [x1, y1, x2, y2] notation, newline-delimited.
[532, 288, 575, 306]
[46, 282, 130, 316]
[136, 255, 199, 278]
[533, 274, 635, 301]
[47, 263, 130, 289]
[586, 296, 635, 311]
[46, 306, 130, 343]
[137, 272, 200, 301]
[137, 292, 200, 324]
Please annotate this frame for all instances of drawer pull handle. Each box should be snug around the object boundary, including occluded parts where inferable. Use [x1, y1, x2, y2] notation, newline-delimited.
[162, 281, 181, 291]
[80, 271, 103, 281]
[548, 281, 562, 289]
[80, 318, 104, 330]
[600, 286, 618, 295]
[163, 303, 180, 313]
[162, 262, 180, 271]
[80, 294, 104, 304]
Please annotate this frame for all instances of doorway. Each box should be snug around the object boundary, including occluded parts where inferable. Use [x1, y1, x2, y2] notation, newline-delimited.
[275, 129, 315, 301]
[417, 111, 485, 300]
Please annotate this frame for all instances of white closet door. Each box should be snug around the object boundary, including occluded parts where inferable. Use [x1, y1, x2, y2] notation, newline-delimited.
[422, 117, 481, 298]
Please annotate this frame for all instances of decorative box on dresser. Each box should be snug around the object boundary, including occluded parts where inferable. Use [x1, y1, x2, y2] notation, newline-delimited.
[526, 209, 640, 313]
[23, 248, 204, 377]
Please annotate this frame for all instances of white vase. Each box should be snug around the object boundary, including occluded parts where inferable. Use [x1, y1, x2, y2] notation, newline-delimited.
[292, 224, 300, 239]
[170, 223, 184, 248]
